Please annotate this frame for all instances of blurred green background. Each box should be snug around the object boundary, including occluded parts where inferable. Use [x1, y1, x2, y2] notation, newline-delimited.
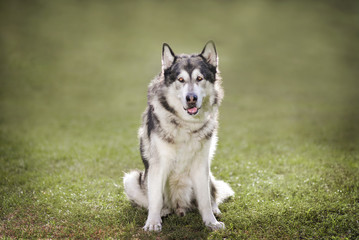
[1, 0, 358, 149]
[1, 0, 359, 238]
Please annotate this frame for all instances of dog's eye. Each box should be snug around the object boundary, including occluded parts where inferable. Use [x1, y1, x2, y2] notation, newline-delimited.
[178, 77, 184, 83]
[197, 76, 203, 81]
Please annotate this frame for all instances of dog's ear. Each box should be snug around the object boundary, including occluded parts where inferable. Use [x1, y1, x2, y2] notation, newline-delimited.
[201, 41, 217, 67]
[162, 43, 175, 71]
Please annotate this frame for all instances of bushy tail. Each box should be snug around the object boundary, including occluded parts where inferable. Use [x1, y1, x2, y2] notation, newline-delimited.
[123, 170, 148, 208]
[212, 177, 235, 204]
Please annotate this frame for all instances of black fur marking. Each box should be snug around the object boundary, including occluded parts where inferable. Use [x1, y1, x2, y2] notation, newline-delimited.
[159, 95, 177, 115]
[170, 119, 179, 127]
[213, 91, 219, 106]
[163, 59, 178, 86]
[162, 43, 176, 60]
[140, 138, 149, 176]
[154, 110, 174, 143]
[199, 55, 217, 83]
[146, 103, 175, 144]
[162, 135, 174, 144]
[156, 120, 175, 144]
[192, 121, 214, 140]
[191, 197, 198, 208]
[152, 112, 160, 126]
[147, 105, 156, 139]
[147, 104, 175, 144]
[210, 179, 217, 201]
[192, 121, 209, 134]
[138, 171, 143, 189]
[146, 105, 161, 138]
[164, 55, 217, 86]
[204, 130, 214, 140]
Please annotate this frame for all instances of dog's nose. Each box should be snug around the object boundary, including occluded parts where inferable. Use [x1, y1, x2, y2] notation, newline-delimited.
[186, 93, 197, 104]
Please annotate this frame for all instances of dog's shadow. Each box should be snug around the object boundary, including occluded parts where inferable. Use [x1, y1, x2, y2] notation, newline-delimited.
[119, 203, 212, 239]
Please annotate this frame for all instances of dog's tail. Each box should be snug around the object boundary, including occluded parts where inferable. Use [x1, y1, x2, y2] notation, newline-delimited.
[211, 176, 235, 204]
[123, 170, 148, 208]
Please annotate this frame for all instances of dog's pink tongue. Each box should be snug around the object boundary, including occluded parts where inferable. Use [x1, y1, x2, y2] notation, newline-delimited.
[187, 107, 198, 114]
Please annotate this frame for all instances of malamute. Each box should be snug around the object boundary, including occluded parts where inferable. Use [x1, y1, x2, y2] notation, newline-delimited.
[123, 41, 234, 231]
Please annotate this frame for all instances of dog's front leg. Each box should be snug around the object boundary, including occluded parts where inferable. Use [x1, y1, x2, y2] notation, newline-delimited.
[143, 161, 167, 232]
[191, 161, 225, 230]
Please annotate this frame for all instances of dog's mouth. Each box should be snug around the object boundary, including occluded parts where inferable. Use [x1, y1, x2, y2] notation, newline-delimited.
[184, 107, 199, 115]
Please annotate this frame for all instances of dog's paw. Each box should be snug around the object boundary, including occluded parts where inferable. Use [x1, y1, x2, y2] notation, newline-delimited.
[143, 221, 162, 232]
[206, 221, 225, 231]
[161, 207, 172, 217]
[175, 207, 187, 217]
[212, 206, 222, 217]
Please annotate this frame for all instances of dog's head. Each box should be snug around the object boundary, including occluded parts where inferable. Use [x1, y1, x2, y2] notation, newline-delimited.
[161, 41, 221, 119]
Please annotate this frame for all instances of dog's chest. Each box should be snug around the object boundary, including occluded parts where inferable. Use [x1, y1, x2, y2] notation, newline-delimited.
[169, 126, 208, 171]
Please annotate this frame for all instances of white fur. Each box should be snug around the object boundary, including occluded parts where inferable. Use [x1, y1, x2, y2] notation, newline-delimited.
[123, 119, 234, 231]
[123, 171, 148, 208]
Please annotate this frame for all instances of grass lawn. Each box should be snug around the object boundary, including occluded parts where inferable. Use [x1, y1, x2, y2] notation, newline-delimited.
[1, 0, 358, 239]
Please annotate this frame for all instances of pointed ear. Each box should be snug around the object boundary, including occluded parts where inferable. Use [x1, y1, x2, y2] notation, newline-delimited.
[201, 41, 217, 67]
[162, 43, 175, 71]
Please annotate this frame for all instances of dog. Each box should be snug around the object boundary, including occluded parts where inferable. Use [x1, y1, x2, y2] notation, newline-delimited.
[123, 41, 234, 231]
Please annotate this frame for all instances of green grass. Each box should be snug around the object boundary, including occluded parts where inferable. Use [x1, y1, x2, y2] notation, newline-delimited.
[1, 0, 359, 239]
